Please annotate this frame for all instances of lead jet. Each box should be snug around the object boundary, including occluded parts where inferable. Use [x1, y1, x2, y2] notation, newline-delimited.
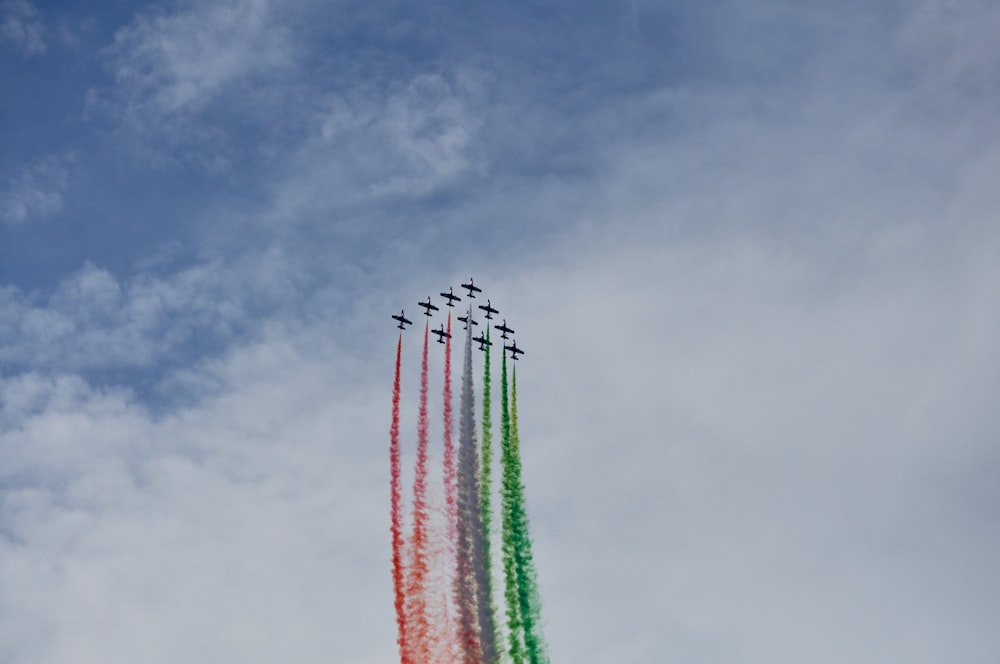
[418, 297, 439, 317]
[473, 332, 492, 351]
[392, 310, 413, 330]
[457, 313, 478, 330]
[494, 319, 514, 339]
[505, 341, 524, 360]
[461, 278, 482, 299]
[432, 324, 452, 344]
[439, 287, 461, 307]
[478, 299, 499, 320]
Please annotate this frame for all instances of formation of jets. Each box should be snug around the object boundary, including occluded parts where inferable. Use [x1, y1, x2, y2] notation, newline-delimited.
[392, 279, 526, 359]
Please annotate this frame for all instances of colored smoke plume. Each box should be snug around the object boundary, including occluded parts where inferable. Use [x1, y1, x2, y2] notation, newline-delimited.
[405, 323, 433, 662]
[389, 335, 410, 663]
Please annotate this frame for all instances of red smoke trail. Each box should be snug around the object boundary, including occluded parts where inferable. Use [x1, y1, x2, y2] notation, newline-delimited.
[389, 334, 410, 664]
[405, 323, 433, 662]
[441, 312, 460, 662]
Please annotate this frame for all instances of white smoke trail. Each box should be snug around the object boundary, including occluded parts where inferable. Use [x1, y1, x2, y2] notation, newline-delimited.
[454, 311, 483, 663]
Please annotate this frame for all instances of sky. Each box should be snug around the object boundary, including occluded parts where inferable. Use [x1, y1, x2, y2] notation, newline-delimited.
[1, 0, 999, 662]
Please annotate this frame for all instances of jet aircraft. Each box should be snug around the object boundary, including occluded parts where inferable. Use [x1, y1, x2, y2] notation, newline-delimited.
[432, 324, 452, 344]
[439, 287, 461, 307]
[473, 332, 492, 350]
[392, 310, 413, 330]
[418, 297, 439, 317]
[478, 299, 499, 320]
[457, 313, 478, 330]
[494, 319, 514, 339]
[461, 278, 482, 299]
[505, 341, 524, 360]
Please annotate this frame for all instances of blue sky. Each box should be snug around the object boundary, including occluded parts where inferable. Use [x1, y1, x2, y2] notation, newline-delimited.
[2, 1, 1000, 662]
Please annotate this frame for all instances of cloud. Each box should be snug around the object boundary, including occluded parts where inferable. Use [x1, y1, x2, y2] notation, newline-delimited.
[257, 68, 488, 227]
[0, 155, 71, 226]
[3, 2, 1000, 662]
[107, 0, 291, 117]
[83, 0, 296, 174]
[0, 248, 305, 373]
[480, 221, 1000, 663]
[2, 217, 998, 662]
[0, 331, 397, 663]
[898, 0, 1000, 98]
[320, 71, 487, 197]
[0, 0, 44, 55]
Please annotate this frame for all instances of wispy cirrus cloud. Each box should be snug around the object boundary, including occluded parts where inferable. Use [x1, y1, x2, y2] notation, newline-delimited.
[107, 0, 292, 118]
[261, 68, 488, 226]
[0, 0, 44, 55]
[321, 71, 487, 197]
[0, 154, 71, 227]
[899, 0, 1000, 97]
[82, 0, 296, 174]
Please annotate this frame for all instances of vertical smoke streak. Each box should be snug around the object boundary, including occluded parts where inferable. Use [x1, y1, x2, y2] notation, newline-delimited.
[441, 312, 459, 663]
[470, 352, 498, 662]
[479, 328, 501, 658]
[389, 291, 546, 663]
[511, 367, 548, 664]
[443, 313, 457, 546]
[405, 323, 433, 663]
[389, 334, 410, 664]
[500, 351, 526, 664]
[454, 314, 483, 663]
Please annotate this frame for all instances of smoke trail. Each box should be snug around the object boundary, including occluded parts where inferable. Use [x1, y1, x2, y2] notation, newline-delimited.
[453, 316, 483, 663]
[500, 351, 526, 664]
[405, 323, 433, 663]
[511, 366, 548, 663]
[479, 328, 501, 657]
[440, 312, 459, 663]
[389, 334, 410, 664]
[443, 313, 457, 553]
[470, 339, 497, 664]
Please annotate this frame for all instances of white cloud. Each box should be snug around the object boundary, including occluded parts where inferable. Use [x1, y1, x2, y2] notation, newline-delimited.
[0, 250, 305, 371]
[81, 0, 298, 175]
[2, 218, 998, 662]
[480, 222, 1000, 663]
[321, 71, 487, 197]
[259, 68, 488, 226]
[0, 0, 44, 55]
[3, 2, 1000, 662]
[0, 334, 397, 663]
[0, 154, 71, 226]
[899, 0, 1000, 98]
[107, 0, 292, 118]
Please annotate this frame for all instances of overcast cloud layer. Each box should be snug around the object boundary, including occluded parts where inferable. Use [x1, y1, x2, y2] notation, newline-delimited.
[2, 1, 999, 662]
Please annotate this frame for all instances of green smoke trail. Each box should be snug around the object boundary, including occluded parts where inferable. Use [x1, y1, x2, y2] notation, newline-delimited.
[479, 329, 501, 659]
[510, 367, 548, 664]
[500, 351, 526, 664]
